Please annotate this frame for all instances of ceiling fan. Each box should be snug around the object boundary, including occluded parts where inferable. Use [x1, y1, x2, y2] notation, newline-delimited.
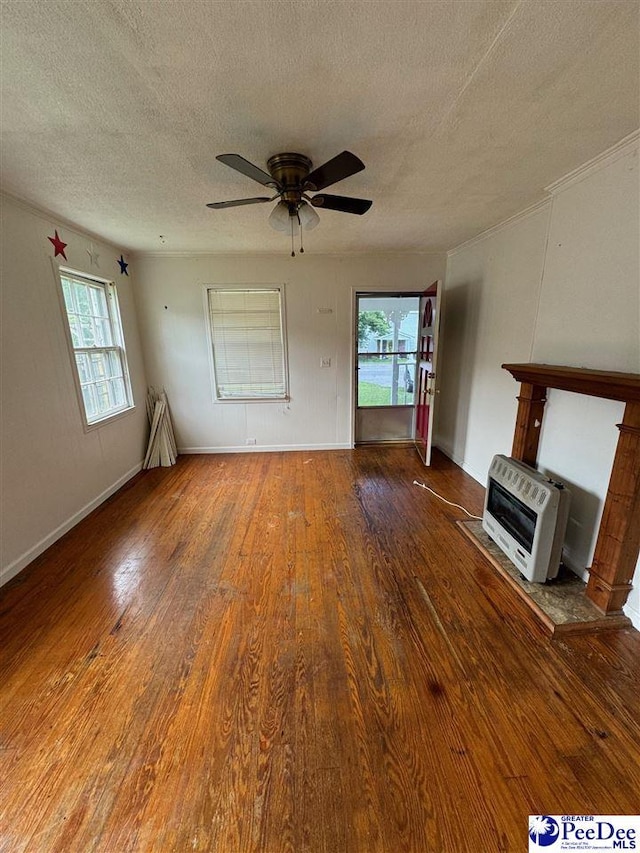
[206, 151, 372, 255]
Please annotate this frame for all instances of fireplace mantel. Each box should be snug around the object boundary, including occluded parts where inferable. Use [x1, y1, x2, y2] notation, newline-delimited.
[502, 363, 640, 616]
[502, 363, 640, 403]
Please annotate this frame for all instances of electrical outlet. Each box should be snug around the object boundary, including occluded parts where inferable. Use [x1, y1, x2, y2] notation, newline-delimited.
[245, 438, 256, 445]
[320, 357, 331, 368]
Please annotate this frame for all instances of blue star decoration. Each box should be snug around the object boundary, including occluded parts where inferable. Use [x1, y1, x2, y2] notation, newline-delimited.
[117, 254, 129, 276]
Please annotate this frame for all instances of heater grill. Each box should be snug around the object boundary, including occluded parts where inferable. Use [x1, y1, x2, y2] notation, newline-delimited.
[482, 455, 571, 583]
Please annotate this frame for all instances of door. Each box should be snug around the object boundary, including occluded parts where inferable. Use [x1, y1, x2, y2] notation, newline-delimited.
[414, 281, 442, 465]
[355, 294, 421, 443]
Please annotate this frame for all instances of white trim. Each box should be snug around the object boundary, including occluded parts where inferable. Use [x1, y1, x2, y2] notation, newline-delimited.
[624, 598, 640, 632]
[0, 190, 133, 256]
[436, 443, 487, 485]
[178, 442, 353, 454]
[351, 288, 358, 447]
[0, 462, 143, 587]
[545, 129, 640, 195]
[447, 198, 551, 257]
[447, 130, 640, 258]
[134, 250, 445, 259]
[435, 440, 497, 487]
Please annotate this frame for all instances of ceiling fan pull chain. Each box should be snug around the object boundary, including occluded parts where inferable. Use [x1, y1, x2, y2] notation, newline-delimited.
[290, 214, 295, 257]
[298, 210, 304, 254]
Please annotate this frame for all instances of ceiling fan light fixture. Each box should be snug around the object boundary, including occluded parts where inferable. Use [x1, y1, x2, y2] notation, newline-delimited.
[268, 201, 293, 232]
[298, 201, 320, 231]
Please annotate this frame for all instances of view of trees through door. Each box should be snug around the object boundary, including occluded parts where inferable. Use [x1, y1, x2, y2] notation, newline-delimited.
[357, 295, 420, 408]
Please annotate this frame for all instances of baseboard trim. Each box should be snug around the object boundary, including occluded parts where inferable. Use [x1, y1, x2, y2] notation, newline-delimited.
[624, 599, 640, 631]
[1, 462, 144, 587]
[179, 443, 353, 454]
[435, 442, 486, 486]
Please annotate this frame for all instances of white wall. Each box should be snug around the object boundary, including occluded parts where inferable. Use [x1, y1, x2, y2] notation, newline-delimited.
[435, 202, 551, 480]
[0, 195, 148, 585]
[132, 253, 446, 452]
[438, 137, 640, 625]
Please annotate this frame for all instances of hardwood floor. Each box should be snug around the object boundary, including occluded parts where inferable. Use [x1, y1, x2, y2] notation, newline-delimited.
[1, 447, 639, 852]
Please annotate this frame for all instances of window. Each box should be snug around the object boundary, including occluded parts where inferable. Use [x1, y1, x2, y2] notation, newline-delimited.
[58, 270, 133, 426]
[207, 287, 288, 400]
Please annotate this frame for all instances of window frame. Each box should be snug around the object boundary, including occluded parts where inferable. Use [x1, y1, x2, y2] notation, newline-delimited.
[55, 264, 135, 430]
[204, 285, 290, 403]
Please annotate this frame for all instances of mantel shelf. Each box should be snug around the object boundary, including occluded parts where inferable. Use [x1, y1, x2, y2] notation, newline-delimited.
[501, 363, 640, 403]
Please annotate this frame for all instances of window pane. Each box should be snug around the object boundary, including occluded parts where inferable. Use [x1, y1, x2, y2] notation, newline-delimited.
[90, 285, 109, 318]
[74, 282, 91, 315]
[95, 381, 111, 413]
[111, 378, 126, 407]
[357, 296, 419, 355]
[68, 315, 81, 347]
[75, 352, 91, 384]
[357, 296, 419, 408]
[109, 350, 124, 378]
[94, 317, 112, 346]
[79, 316, 95, 346]
[89, 351, 109, 379]
[357, 354, 415, 407]
[61, 278, 75, 312]
[82, 384, 98, 419]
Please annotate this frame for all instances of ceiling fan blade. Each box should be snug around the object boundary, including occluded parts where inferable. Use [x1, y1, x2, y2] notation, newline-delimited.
[216, 154, 277, 187]
[310, 194, 372, 215]
[305, 151, 365, 191]
[206, 196, 273, 209]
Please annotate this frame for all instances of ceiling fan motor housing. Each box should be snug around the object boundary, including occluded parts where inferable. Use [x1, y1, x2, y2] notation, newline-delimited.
[267, 153, 313, 206]
[208, 150, 371, 219]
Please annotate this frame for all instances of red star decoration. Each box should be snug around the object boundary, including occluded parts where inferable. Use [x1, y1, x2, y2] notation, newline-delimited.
[48, 230, 68, 260]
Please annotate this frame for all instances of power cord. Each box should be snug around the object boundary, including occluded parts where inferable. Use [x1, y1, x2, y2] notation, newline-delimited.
[413, 480, 482, 520]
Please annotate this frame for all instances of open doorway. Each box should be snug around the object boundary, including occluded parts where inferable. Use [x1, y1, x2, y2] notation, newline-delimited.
[354, 293, 421, 443]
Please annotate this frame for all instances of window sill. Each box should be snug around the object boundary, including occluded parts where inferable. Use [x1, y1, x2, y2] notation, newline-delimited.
[215, 397, 290, 404]
[83, 404, 136, 432]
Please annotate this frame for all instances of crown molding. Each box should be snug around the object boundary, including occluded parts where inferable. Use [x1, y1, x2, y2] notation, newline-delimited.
[134, 249, 447, 259]
[447, 197, 551, 257]
[447, 130, 640, 257]
[0, 190, 134, 255]
[544, 129, 639, 196]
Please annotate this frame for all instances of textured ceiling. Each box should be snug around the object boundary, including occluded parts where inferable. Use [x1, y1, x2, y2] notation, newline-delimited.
[1, 0, 638, 254]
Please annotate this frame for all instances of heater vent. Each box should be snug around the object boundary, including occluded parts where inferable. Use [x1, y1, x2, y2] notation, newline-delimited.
[482, 454, 571, 583]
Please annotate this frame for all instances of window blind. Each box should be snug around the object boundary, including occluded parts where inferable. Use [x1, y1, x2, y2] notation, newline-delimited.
[208, 288, 287, 400]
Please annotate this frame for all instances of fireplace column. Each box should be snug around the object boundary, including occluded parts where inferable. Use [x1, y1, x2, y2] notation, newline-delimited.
[586, 401, 640, 614]
[511, 382, 547, 467]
